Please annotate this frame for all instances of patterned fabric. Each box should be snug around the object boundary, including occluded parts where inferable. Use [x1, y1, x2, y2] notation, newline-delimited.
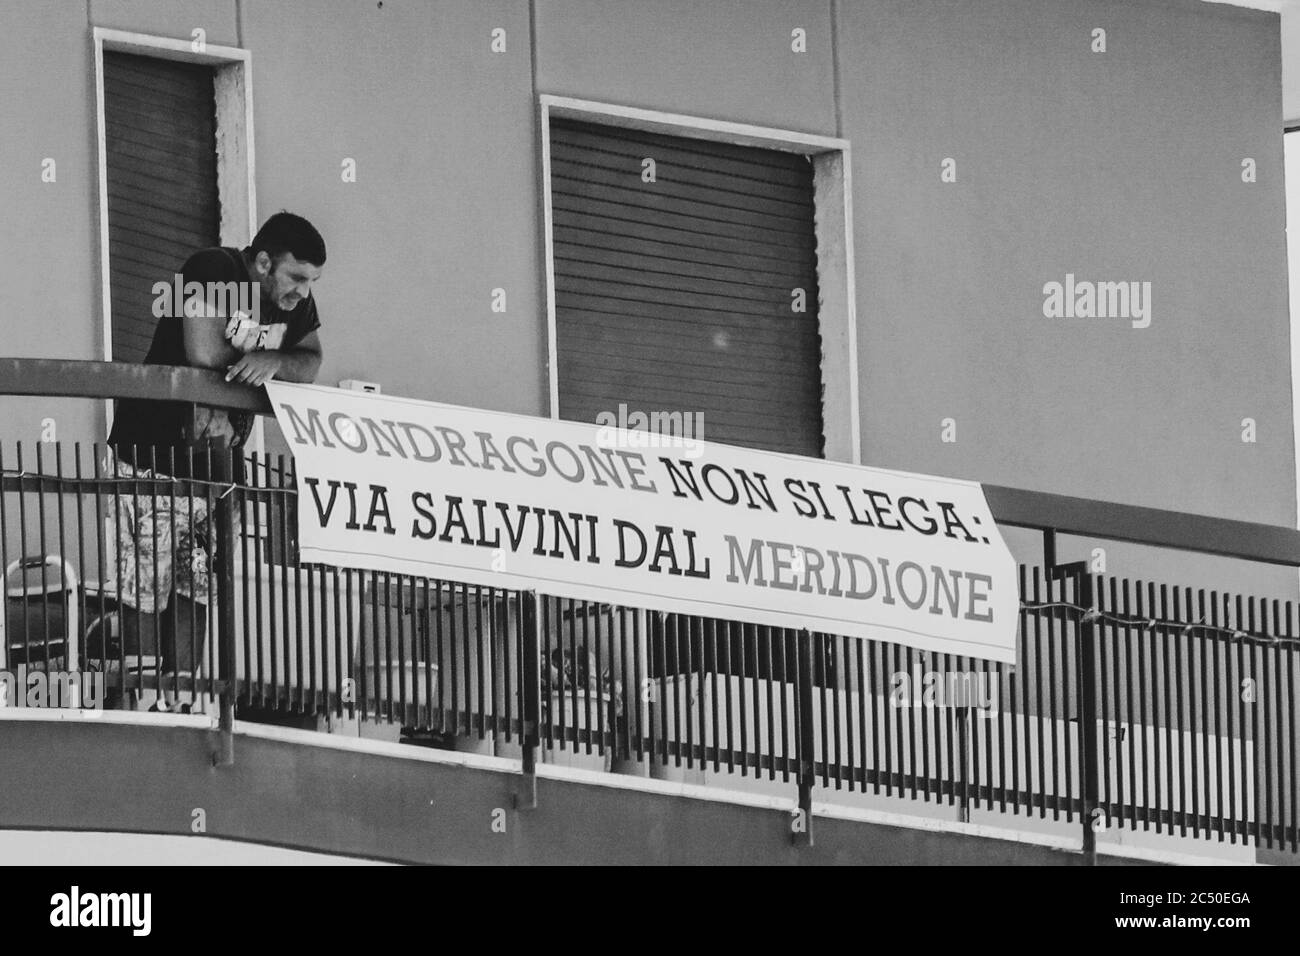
[107, 458, 212, 613]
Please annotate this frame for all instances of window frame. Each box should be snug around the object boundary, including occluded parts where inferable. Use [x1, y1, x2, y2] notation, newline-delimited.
[92, 27, 259, 448]
[538, 95, 861, 465]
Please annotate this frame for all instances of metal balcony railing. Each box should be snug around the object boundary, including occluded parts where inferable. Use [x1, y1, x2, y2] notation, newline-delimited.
[1, 358, 1297, 861]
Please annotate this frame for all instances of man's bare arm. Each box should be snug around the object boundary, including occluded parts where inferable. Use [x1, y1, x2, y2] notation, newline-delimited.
[181, 292, 242, 370]
[271, 329, 323, 382]
[225, 329, 323, 386]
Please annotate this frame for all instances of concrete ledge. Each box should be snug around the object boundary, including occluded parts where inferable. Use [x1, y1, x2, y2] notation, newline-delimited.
[0, 714, 1214, 864]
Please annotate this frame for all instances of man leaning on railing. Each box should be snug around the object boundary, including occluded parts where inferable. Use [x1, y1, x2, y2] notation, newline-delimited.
[102, 212, 327, 712]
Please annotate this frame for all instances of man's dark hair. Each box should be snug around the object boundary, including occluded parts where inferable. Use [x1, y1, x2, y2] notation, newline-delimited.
[249, 211, 327, 266]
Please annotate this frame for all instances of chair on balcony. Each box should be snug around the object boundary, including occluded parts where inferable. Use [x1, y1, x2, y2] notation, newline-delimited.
[3, 555, 79, 672]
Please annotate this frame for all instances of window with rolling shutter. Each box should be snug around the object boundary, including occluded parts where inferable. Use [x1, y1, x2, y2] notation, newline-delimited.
[103, 51, 220, 364]
[550, 118, 825, 459]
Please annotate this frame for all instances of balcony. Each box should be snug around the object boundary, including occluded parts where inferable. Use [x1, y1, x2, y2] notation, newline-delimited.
[1, 358, 1297, 866]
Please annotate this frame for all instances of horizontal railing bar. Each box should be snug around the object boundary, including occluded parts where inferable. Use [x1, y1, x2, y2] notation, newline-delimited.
[985, 484, 1300, 568]
[0, 358, 271, 414]
[4, 359, 1300, 568]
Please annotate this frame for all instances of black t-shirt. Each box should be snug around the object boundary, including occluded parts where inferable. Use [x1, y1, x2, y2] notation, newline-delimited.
[109, 246, 321, 477]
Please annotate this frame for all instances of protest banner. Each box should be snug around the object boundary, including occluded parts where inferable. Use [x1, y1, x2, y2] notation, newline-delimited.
[268, 383, 1018, 662]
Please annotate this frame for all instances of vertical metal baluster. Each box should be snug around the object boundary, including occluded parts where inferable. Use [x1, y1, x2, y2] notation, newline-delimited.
[1236, 593, 1248, 844]
[687, 614, 701, 772]
[251, 456, 265, 706]
[279, 455, 294, 713]
[460, 581, 471, 738]
[265, 458, 278, 706]
[844, 635, 859, 795]
[678, 612, 691, 768]
[1287, 602, 1297, 852]
[490, 587, 501, 738]
[510, 590, 523, 743]
[721, 619, 735, 773]
[822, 634, 834, 790]
[16, 444, 33, 673]
[445, 580, 457, 735]
[1096, 576, 1111, 832]
[1248, 595, 1261, 849]
[784, 628, 796, 784]
[875, 639, 888, 797]
[486, 582, 493, 733]
[983, 651, 995, 812]
[1044, 569, 1060, 818]
[795, 627, 814, 842]
[1210, 590, 1224, 842]
[35, 444, 52, 670]
[946, 650, 960, 809]
[92, 445, 115, 702]
[1224, 592, 1238, 842]
[1134, 581, 1150, 831]
[660, 613, 671, 770]
[591, 599, 604, 758]
[308, 561, 320, 719]
[213, 446, 237, 760]
[1184, 587, 1198, 838]
[53, 445, 70, 677]
[688, 612, 701, 768]
[1159, 583, 1173, 836]
[631, 607, 644, 763]
[143, 446, 158, 699]
[293, 496, 305, 715]
[1196, 589, 1209, 840]
[765, 625, 777, 781]
[395, 573, 406, 727]
[833, 637, 848, 795]
[707, 616, 718, 773]
[741, 620, 753, 777]
[434, 579, 446, 734]
[565, 597, 577, 754]
[72, 444, 87, 680]
[1032, 569, 1047, 819]
[237, 452, 252, 711]
[474, 584, 485, 739]
[617, 605, 630, 762]
[1016, 566, 1029, 816]
[935, 648, 952, 808]
[1266, 599, 1278, 849]
[587, 600, 599, 756]
[0, 444, 11, 675]
[1110, 578, 1125, 833]
[420, 578, 432, 730]
[328, 566, 340, 721]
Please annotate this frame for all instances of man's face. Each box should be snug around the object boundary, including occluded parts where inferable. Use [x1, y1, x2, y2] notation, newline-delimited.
[255, 251, 322, 310]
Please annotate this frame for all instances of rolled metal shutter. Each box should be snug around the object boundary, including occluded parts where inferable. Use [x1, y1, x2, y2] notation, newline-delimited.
[103, 51, 220, 363]
[550, 118, 825, 458]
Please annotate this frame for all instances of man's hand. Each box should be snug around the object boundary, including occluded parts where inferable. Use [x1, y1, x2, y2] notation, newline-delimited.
[225, 351, 284, 386]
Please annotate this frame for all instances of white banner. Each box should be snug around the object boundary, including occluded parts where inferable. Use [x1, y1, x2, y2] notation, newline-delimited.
[267, 383, 1019, 662]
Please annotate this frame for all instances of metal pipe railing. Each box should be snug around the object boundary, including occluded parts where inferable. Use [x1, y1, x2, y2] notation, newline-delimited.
[5, 358, 1299, 566]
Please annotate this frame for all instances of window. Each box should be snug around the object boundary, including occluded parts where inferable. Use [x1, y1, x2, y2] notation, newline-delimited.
[541, 97, 859, 464]
[102, 52, 221, 364]
[93, 29, 256, 366]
